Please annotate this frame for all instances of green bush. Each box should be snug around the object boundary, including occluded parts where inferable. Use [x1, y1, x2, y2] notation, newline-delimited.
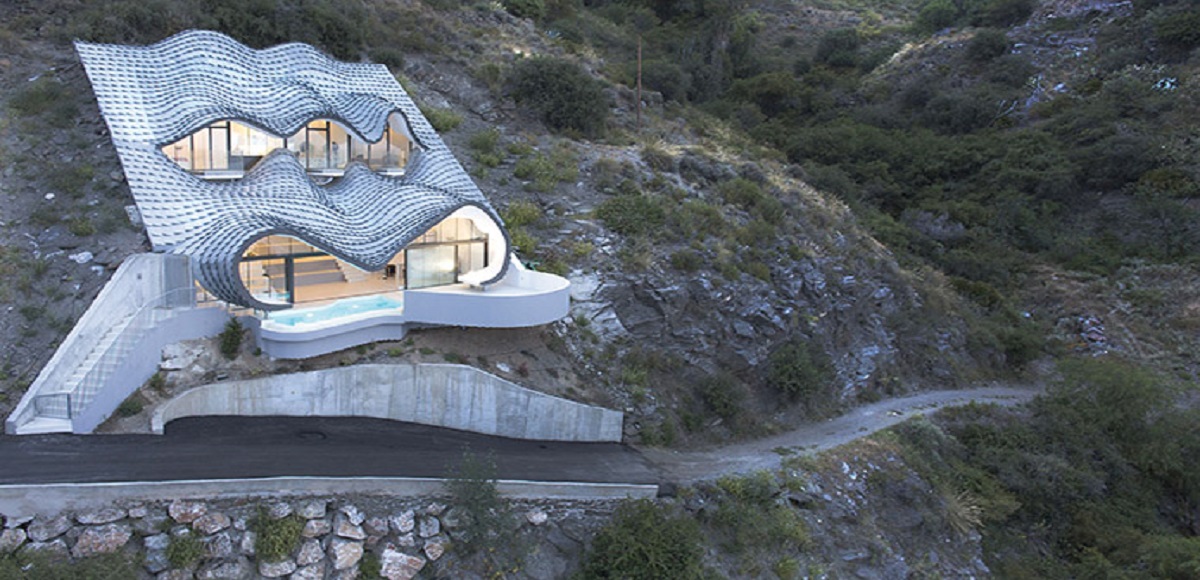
[166, 534, 204, 568]
[419, 105, 463, 132]
[966, 29, 1010, 62]
[369, 47, 405, 71]
[670, 249, 703, 272]
[980, 0, 1034, 27]
[219, 318, 243, 360]
[1154, 8, 1200, 58]
[512, 146, 579, 192]
[767, 338, 834, 403]
[717, 178, 764, 208]
[596, 195, 665, 236]
[252, 508, 305, 563]
[508, 57, 609, 137]
[700, 373, 744, 421]
[670, 200, 725, 239]
[709, 472, 810, 555]
[468, 129, 503, 167]
[0, 551, 140, 579]
[509, 227, 538, 253]
[502, 200, 542, 227]
[503, 0, 546, 20]
[580, 500, 704, 580]
[68, 217, 96, 237]
[641, 145, 675, 172]
[814, 28, 861, 68]
[446, 450, 523, 570]
[7, 77, 78, 128]
[116, 395, 143, 418]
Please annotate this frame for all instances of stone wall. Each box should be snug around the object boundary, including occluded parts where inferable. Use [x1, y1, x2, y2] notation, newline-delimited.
[0, 496, 616, 579]
[152, 364, 624, 442]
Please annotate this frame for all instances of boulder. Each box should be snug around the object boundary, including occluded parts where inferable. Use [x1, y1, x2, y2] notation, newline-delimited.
[329, 537, 364, 570]
[291, 562, 326, 580]
[267, 502, 292, 520]
[380, 544, 426, 580]
[339, 504, 365, 525]
[27, 514, 72, 542]
[418, 516, 440, 538]
[526, 510, 549, 526]
[296, 538, 323, 566]
[364, 516, 389, 537]
[168, 500, 207, 524]
[334, 514, 366, 540]
[193, 512, 231, 535]
[423, 539, 445, 562]
[204, 531, 234, 559]
[296, 500, 327, 520]
[133, 511, 170, 536]
[144, 533, 171, 570]
[395, 532, 416, 547]
[258, 559, 296, 578]
[239, 530, 256, 556]
[20, 539, 68, 559]
[143, 548, 170, 574]
[196, 558, 250, 580]
[0, 528, 27, 554]
[389, 510, 415, 534]
[76, 508, 126, 525]
[157, 569, 194, 580]
[302, 519, 331, 538]
[71, 523, 132, 558]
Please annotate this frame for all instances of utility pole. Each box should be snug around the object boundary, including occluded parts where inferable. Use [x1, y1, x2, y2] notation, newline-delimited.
[636, 34, 643, 133]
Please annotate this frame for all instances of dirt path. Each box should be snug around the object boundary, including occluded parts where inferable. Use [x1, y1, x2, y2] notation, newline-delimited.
[639, 385, 1042, 484]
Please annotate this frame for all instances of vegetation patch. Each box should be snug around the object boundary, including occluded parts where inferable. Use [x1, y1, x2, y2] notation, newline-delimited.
[508, 57, 609, 138]
[579, 500, 704, 579]
[252, 507, 305, 563]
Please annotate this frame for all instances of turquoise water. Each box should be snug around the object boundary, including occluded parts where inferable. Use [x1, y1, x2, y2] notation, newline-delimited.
[269, 294, 402, 326]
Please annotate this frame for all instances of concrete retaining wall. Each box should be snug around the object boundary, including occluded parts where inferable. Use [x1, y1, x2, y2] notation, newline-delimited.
[153, 364, 623, 442]
[72, 307, 230, 433]
[0, 478, 658, 518]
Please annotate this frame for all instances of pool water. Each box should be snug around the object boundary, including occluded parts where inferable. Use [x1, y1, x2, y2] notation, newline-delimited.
[268, 294, 403, 326]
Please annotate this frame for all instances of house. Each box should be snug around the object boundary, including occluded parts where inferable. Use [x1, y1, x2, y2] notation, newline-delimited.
[5, 31, 569, 434]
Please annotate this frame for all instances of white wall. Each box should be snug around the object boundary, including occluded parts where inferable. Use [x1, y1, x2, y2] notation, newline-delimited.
[153, 364, 623, 442]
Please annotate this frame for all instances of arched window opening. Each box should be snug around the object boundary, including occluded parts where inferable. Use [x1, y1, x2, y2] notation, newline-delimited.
[163, 113, 416, 179]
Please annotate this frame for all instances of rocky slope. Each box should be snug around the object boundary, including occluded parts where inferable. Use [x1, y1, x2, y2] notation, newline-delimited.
[0, 1, 995, 443]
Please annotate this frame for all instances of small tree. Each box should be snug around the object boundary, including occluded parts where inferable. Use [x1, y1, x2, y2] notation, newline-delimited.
[446, 450, 517, 562]
[219, 318, 244, 360]
[581, 500, 704, 579]
[508, 57, 609, 138]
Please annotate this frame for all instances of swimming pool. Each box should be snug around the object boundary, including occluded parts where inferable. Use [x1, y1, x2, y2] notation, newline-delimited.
[268, 294, 403, 326]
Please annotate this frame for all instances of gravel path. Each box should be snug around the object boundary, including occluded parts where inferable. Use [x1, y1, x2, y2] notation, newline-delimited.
[639, 385, 1042, 484]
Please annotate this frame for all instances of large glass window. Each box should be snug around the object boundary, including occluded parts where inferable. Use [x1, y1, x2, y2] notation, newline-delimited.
[161, 114, 415, 177]
[239, 216, 488, 305]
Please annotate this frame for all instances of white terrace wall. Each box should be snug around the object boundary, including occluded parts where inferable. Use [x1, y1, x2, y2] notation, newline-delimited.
[153, 364, 624, 442]
[6, 254, 227, 434]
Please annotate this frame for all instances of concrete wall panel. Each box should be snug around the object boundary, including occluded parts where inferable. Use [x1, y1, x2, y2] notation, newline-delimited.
[153, 364, 623, 442]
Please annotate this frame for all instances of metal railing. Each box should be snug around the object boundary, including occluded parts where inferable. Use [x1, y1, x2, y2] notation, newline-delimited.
[30, 287, 198, 420]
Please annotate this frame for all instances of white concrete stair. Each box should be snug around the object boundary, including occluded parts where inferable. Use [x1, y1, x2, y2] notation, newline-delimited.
[16, 417, 73, 435]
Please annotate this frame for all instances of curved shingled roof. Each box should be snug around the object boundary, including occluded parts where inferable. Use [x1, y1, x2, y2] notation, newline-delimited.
[76, 30, 509, 310]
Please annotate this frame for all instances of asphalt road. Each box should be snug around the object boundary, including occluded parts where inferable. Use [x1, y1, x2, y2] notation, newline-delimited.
[0, 417, 658, 485]
[639, 385, 1042, 483]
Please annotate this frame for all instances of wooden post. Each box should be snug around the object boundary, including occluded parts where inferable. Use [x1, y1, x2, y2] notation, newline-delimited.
[636, 34, 643, 133]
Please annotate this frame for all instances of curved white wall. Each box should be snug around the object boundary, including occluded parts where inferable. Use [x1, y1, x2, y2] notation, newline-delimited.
[152, 364, 623, 442]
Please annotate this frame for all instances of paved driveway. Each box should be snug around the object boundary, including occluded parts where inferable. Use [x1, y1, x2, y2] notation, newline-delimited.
[0, 417, 658, 485]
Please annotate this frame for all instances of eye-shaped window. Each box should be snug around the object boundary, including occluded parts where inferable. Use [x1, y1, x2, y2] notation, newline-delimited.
[161, 113, 416, 180]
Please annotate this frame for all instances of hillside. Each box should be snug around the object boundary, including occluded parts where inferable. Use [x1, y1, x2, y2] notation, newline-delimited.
[1, 0, 1200, 576]
[0, 0, 999, 445]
